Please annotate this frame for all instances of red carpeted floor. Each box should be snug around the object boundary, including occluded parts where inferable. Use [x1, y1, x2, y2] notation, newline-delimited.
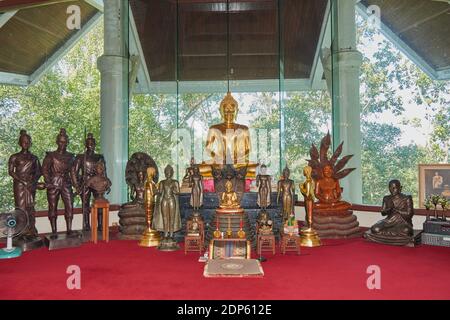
[1, 238, 449, 300]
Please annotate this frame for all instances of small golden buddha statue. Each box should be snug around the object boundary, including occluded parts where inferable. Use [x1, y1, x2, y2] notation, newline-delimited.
[220, 180, 240, 209]
[314, 165, 351, 212]
[217, 180, 244, 214]
[299, 166, 321, 247]
[199, 92, 258, 178]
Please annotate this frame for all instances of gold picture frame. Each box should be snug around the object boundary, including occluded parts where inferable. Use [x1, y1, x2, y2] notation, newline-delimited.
[418, 164, 450, 208]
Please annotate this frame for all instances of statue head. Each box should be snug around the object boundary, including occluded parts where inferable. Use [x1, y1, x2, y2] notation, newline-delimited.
[219, 92, 238, 124]
[260, 164, 267, 175]
[85, 133, 96, 152]
[388, 179, 402, 196]
[193, 165, 200, 175]
[190, 157, 195, 166]
[56, 128, 69, 151]
[323, 165, 333, 178]
[95, 161, 105, 176]
[225, 180, 233, 192]
[146, 166, 156, 180]
[18, 129, 31, 150]
[282, 166, 290, 179]
[303, 165, 312, 178]
[136, 171, 145, 183]
[164, 165, 174, 179]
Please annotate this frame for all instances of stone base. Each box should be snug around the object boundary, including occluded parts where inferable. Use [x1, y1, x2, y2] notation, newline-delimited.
[157, 237, 180, 251]
[118, 205, 147, 239]
[313, 210, 362, 239]
[44, 232, 82, 250]
[13, 236, 44, 252]
[364, 230, 422, 247]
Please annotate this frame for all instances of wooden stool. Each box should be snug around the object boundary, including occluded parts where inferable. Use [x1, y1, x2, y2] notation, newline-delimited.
[184, 219, 204, 254]
[257, 234, 276, 255]
[280, 233, 300, 255]
[91, 198, 109, 244]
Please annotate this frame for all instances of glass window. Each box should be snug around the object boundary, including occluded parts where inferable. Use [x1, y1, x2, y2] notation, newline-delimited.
[357, 1, 450, 205]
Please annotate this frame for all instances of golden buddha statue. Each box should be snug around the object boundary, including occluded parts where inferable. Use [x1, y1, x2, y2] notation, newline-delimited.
[314, 165, 351, 211]
[217, 180, 244, 214]
[199, 92, 258, 178]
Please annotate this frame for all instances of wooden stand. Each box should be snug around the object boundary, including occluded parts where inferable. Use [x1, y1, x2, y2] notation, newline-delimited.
[91, 198, 109, 244]
[184, 220, 205, 254]
[257, 234, 276, 255]
[280, 233, 300, 255]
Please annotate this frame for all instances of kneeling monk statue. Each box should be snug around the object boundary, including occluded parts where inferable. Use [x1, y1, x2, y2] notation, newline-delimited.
[364, 179, 415, 246]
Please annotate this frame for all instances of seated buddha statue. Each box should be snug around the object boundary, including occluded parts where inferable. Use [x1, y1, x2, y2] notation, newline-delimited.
[365, 180, 415, 246]
[314, 165, 351, 212]
[217, 180, 244, 214]
[199, 92, 258, 178]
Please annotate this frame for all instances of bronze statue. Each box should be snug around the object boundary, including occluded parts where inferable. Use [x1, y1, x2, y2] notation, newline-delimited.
[139, 167, 161, 247]
[8, 130, 42, 239]
[256, 164, 271, 209]
[299, 166, 321, 247]
[85, 162, 111, 200]
[365, 180, 415, 246]
[308, 132, 354, 211]
[71, 133, 106, 231]
[153, 165, 181, 250]
[277, 166, 295, 222]
[182, 157, 196, 185]
[257, 210, 273, 235]
[307, 133, 360, 238]
[189, 166, 203, 211]
[123, 170, 145, 208]
[42, 128, 75, 237]
[118, 152, 158, 240]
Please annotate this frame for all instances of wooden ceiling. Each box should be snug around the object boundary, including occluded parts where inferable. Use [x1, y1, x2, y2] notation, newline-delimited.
[360, 0, 450, 71]
[130, 0, 328, 81]
[0, 0, 98, 75]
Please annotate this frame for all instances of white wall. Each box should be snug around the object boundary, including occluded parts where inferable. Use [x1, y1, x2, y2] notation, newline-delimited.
[35, 211, 120, 234]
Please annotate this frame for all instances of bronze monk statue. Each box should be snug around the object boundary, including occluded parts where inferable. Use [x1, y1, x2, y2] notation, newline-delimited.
[71, 133, 106, 231]
[42, 128, 75, 237]
[8, 130, 42, 240]
[365, 180, 415, 246]
[277, 166, 295, 222]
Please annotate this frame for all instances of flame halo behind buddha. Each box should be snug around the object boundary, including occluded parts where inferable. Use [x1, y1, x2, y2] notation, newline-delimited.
[199, 92, 258, 178]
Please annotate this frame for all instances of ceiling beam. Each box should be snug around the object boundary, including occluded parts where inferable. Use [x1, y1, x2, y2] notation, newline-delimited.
[29, 11, 103, 85]
[84, 0, 103, 12]
[356, 2, 438, 80]
[129, 3, 152, 95]
[0, 71, 30, 86]
[310, 0, 330, 90]
[0, 10, 18, 28]
[0, 0, 72, 11]
[135, 78, 326, 94]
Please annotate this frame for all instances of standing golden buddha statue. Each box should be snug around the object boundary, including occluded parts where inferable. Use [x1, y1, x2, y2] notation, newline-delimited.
[299, 166, 321, 247]
[138, 167, 161, 247]
[199, 92, 258, 178]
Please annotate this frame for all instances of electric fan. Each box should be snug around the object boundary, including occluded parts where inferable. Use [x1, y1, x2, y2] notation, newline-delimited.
[0, 208, 29, 259]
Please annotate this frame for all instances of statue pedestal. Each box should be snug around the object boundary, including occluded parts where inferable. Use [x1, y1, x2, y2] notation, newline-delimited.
[43, 232, 82, 250]
[299, 228, 322, 247]
[117, 204, 146, 240]
[364, 230, 422, 247]
[312, 209, 362, 239]
[13, 236, 44, 252]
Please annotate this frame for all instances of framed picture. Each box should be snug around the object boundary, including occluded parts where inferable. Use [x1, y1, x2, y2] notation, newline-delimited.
[418, 164, 450, 208]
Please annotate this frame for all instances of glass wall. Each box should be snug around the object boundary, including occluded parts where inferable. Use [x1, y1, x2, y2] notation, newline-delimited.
[356, 1, 450, 206]
[128, 0, 332, 185]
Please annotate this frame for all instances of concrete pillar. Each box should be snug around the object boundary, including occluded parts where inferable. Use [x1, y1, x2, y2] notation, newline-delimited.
[331, 0, 363, 204]
[97, 0, 129, 204]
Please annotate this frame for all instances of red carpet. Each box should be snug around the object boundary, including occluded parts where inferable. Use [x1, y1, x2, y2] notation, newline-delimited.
[1, 238, 449, 300]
